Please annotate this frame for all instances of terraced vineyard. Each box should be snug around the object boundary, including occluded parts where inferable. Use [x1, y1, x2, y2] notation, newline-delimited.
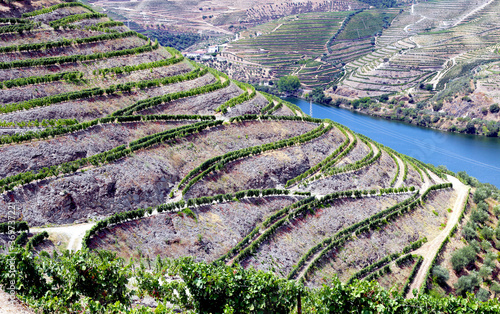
[219, 0, 500, 137]
[228, 12, 349, 88]
[336, 0, 500, 98]
[0, 0, 489, 312]
[326, 9, 398, 65]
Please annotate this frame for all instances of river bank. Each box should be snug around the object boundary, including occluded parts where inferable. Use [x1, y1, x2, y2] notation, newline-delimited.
[284, 97, 500, 188]
[333, 100, 500, 138]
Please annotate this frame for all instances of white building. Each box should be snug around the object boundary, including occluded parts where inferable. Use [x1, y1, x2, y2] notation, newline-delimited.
[207, 46, 219, 53]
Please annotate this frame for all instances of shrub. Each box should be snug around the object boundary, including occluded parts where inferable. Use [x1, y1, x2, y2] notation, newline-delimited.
[478, 265, 493, 280]
[470, 208, 488, 224]
[454, 271, 481, 296]
[432, 265, 449, 284]
[490, 103, 500, 114]
[476, 288, 491, 302]
[493, 205, 500, 217]
[462, 222, 477, 241]
[451, 246, 477, 272]
[474, 186, 492, 203]
[433, 102, 443, 112]
[481, 226, 494, 240]
[491, 282, 500, 297]
[181, 208, 197, 221]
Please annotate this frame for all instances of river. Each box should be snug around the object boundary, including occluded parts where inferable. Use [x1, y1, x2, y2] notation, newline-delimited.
[284, 97, 500, 188]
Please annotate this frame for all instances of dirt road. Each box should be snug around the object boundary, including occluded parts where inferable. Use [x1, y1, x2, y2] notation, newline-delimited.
[0, 289, 33, 314]
[30, 222, 95, 251]
[407, 175, 469, 297]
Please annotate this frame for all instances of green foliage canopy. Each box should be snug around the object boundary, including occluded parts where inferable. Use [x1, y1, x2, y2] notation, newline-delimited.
[277, 75, 301, 94]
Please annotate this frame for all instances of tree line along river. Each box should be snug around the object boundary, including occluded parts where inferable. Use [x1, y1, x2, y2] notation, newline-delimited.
[285, 97, 500, 188]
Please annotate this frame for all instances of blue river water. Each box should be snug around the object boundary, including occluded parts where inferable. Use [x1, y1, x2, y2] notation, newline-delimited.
[284, 97, 500, 188]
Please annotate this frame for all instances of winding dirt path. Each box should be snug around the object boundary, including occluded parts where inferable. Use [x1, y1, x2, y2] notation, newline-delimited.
[270, 23, 283, 33]
[452, 0, 494, 27]
[428, 54, 461, 89]
[393, 155, 405, 188]
[407, 175, 469, 297]
[31, 222, 95, 251]
[0, 289, 34, 314]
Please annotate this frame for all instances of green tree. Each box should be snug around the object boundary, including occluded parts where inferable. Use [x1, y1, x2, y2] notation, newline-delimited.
[307, 87, 332, 105]
[462, 221, 478, 241]
[474, 186, 492, 203]
[484, 252, 496, 268]
[494, 205, 500, 218]
[451, 245, 477, 272]
[454, 271, 481, 296]
[277, 75, 301, 94]
[432, 265, 449, 284]
[470, 208, 488, 224]
[481, 226, 494, 240]
[490, 103, 500, 113]
[433, 101, 443, 112]
[491, 282, 500, 297]
[465, 121, 476, 134]
[476, 288, 491, 301]
[479, 265, 493, 280]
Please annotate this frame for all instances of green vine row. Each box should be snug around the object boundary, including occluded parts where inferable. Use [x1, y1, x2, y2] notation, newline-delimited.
[0, 71, 83, 89]
[0, 39, 158, 70]
[346, 237, 427, 284]
[0, 120, 222, 193]
[0, 118, 78, 128]
[0, 114, 214, 146]
[0, 22, 39, 34]
[82, 188, 294, 249]
[0, 221, 29, 234]
[85, 21, 124, 32]
[215, 80, 256, 113]
[285, 124, 352, 187]
[96, 47, 183, 76]
[299, 183, 452, 280]
[0, 30, 145, 54]
[111, 67, 226, 116]
[0, 65, 202, 115]
[22, 2, 96, 17]
[0, 18, 30, 24]
[49, 13, 107, 30]
[178, 122, 332, 196]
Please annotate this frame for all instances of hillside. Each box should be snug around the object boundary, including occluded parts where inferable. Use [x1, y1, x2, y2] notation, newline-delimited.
[88, 0, 369, 34]
[215, 0, 500, 137]
[0, 1, 500, 313]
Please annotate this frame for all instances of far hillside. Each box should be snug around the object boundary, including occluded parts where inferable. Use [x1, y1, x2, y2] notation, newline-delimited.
[217, 0, 500, 138]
